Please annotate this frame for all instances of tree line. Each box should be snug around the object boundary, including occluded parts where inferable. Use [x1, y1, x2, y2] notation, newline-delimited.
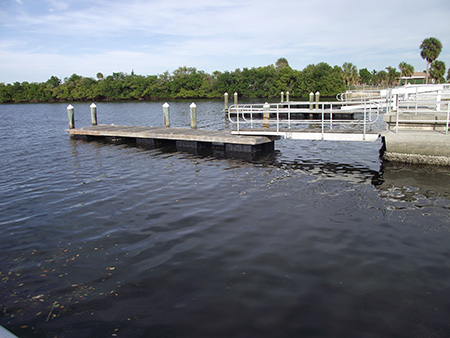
[1, 38, 448, 103]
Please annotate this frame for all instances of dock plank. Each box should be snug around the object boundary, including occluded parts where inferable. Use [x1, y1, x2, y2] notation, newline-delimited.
[68, 125, 274, 145]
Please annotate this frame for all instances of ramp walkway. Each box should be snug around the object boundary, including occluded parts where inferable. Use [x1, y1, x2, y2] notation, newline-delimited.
[228, 101, 383, 142]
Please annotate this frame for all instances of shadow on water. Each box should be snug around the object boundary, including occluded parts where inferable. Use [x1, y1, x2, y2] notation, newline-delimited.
[71, 135, 386, 186]
[377, 161, 450, 202]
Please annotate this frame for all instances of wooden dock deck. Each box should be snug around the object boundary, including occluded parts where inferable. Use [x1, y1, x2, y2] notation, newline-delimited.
[68, 125, 276, 158]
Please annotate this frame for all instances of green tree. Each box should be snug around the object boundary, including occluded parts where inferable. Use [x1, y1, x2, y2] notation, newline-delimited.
[429, 60, 446, 83]
[342, 62, 358, 86]
[359, 68, 372, 85]
[302, 63, 345, 97]
[398, 62, 414, 81]
[420, 37, 442, 84]
[386, 66, 400, 86]
[373, 70, 388, 86]
[275, 58, 290, 71]
[447, 68, 450, 82]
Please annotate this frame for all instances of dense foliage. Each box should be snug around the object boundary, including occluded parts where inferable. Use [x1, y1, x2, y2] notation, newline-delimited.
[1, 37, 448, 103]
[0, 62, 349, 103]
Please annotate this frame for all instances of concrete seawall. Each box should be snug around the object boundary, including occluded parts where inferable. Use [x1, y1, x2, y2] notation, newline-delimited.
[381, 130, 450, 166]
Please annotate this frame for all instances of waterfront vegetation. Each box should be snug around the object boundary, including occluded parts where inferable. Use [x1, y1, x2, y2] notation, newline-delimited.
[1, 38, 447, 103]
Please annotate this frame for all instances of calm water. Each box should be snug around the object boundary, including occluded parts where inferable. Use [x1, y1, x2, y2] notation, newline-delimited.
[1, 101, 449, 338]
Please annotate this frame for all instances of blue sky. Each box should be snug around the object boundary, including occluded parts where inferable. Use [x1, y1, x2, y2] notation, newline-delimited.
[1, 0, 449, 84]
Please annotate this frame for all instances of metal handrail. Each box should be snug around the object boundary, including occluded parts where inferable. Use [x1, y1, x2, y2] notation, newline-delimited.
[228, 100, 382, 139]
[395, 100, 450, 135]
[336, 90, 383, 102]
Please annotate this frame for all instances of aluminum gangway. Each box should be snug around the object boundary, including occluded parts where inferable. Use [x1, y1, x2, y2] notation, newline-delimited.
[228, 100, 383, 142]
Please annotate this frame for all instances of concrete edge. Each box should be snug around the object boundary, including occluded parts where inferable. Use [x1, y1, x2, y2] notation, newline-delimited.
[383, 152, 450, 166]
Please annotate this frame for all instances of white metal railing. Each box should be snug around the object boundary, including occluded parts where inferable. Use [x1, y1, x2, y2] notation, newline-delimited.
[228, 100, 383, 140]
[394, 100, 450, 134]
[337, 90, 383, 102]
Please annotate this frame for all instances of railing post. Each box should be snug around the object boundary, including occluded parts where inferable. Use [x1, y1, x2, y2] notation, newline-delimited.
[281, 91, 284, 103]
[437, 90, 442, 111]
[67, 104, 75, 129]
[330, 103, 333, 130]
[395, 104, 399, 133]
[224, 92, 228, 110]
[276, 104, 280, 133]
[363, 102, 367, 141]
[321, 103, 324, 140]
[263, 102, 270, 129]
[446, 103, 449, 135]
[309, 92, 314, 110]
[163, 102, 170, 128]
[315, 91, 320, 110]
[190, 102, 197, 129]
[234, 92, 238, 105]
[286, 91, 290, 102]
[90, 103, 97, 126]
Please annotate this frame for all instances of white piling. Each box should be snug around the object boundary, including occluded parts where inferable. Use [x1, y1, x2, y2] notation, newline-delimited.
[224, 92, 229, 110]
[163, 102, 170, 128]
[90, 103, 97, 126]
[67, 104, 75, 129]
[190, 102, 197, 129]
[263, 102, 270, 129]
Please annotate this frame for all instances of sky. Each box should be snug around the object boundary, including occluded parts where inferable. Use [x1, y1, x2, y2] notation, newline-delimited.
[1, 0, 450, 84]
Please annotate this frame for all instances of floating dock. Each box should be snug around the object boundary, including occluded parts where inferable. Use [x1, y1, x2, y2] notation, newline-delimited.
[68, 125, 276, 159]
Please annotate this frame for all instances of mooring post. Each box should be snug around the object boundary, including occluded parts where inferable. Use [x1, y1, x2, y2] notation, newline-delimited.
[67, 104, 75, 129]
[163, 102, 170, 128]
[190, 102, 197, 129]
[234, 92, 238, 105]
[315, 91, 320, 110]
[224, 92, 229, 110]
[309, 92, 314, 110]
[281, 91, 284, 103]
[286, 91, 290, 102]
[90, 103, 97, 126]
[263, 102, 270, 129]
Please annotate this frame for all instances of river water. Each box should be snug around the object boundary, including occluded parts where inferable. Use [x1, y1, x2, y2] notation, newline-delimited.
[0, 101, 449, 338]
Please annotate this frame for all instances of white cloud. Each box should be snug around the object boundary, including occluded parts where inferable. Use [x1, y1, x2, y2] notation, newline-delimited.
[1, 0, 449, 83]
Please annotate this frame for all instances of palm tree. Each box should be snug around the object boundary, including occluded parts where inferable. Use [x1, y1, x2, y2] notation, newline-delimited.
[386, 66, 400, 86]
[342, 62, 358, 86]
[398, 62, 414, 77]
[430, 60, 446, 83]
[420, 37, 442, 84]
[398, 62, 414, 84]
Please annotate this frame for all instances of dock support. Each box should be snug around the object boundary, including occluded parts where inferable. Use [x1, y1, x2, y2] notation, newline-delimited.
[309, 92, 314, 110]
[67, 104, 75, 129]
[90, 103, 97, 126]
[315, 91, 320, 110]
[190, 102, 197, 129]
[263, 102, 270, 129]
[224, 92, 229, 110]
[163, 102, 170, 128]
